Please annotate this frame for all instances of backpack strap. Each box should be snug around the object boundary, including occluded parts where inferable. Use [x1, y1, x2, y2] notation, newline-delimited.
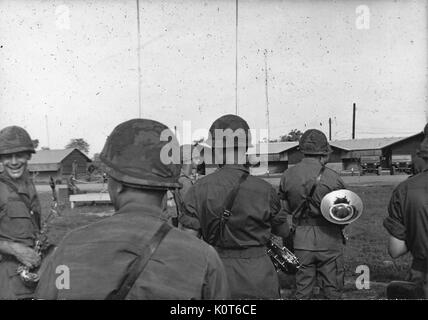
[106, 222, 172, 300]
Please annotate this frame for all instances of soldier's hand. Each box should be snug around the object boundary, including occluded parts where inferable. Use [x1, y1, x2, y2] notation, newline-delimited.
[10, 243, 41, 268]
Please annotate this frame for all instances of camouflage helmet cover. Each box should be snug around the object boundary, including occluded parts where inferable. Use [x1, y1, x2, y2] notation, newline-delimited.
[299, 129, 332, 155]
[0, 126, 35, 155]
[100, 119, 181, 189]
[206, 114, 253, 149]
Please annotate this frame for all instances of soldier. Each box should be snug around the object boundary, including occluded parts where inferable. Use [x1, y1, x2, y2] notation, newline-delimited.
[180, 114, 290, 299]
[35, 119, 229, 299]
[0, 126, 41, 299]
[279, 129, 347, 299]
[384, 124, 428, 299]
[164, 144, 197, 227]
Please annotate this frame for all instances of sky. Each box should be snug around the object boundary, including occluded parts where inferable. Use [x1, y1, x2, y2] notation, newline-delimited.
[0, 0, 427, 157]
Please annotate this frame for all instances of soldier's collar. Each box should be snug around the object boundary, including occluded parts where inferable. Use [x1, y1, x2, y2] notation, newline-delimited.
[115, 202, 168, 221]
[302, 157, 323, 165]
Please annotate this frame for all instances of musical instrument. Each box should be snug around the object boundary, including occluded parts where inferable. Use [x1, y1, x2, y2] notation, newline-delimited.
[266, 237, 301, 274]
[17, 176, 61, 286]
[320, 189, 363, 225]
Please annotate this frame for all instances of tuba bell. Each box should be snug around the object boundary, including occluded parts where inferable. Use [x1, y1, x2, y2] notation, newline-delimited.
[320, 189, 363, 225]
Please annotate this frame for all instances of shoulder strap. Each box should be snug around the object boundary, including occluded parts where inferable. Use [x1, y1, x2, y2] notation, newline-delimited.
[223, 172, 249, 214]
[308, 165, 326, 198]
[0, 176, 32, 210]
[213, 172, 249, 245]
[291, 165, 326, 227]
[106, 222, 172, 300]
[0, 176, 40, 228]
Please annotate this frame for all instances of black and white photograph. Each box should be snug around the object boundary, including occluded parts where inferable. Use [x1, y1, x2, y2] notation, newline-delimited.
[0, 0, 427, 306]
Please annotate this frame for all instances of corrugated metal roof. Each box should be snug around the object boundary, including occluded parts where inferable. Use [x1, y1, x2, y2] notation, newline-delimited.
[29, 148, 78, 164]
[330, 137, 404, 151]
[247, 142, 298, 155]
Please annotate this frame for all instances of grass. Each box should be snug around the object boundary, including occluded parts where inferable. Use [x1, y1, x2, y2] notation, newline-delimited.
[37, 182, 409, 299]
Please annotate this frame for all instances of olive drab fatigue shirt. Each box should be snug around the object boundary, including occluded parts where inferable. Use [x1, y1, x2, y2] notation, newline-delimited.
[0, 172, 41, 299]
[279, 158, 346, 251]
[35, 202, 229, 300]
[384, 169, 428, 273]
[180, 165, 288, 248]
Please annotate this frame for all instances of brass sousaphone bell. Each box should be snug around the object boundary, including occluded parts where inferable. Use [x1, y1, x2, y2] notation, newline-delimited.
[320, 189, 363, 225]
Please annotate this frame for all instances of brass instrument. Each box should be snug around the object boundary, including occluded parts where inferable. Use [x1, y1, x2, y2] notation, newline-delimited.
[266, 237, 301, 274]
[17, 176, 61, 286]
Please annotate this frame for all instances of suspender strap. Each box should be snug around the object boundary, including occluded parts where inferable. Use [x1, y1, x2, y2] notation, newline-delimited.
[291, 165, 326, 229]
[308, 165, 326, 198]
[223, 172, 249, 214]
[106, 222, 172, 300]
[217, 172, 249, 243]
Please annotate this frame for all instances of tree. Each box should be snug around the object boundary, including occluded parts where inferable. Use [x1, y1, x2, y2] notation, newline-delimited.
[32, 139, 39, 149]
[65, 138, 90, 154]
[280, 129, 303, 142]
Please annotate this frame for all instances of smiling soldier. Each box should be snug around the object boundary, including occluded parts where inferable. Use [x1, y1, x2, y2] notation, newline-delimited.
[0, 126, 41, 300]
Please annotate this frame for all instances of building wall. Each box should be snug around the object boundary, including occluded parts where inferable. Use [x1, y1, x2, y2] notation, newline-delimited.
[388, 134, 424, 159]
[61, 149, 91, 178]
[268, 161, 288, 174]
[31, 171, 62, 184]
[342, 159, 360, 171]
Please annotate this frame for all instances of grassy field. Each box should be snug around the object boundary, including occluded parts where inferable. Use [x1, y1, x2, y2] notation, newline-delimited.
[38, 179, 410, 299]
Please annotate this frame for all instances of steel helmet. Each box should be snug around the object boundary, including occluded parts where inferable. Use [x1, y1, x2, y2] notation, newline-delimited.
[320, 189, 363, 225]
[299, 129, 332, 155]
[206, 114, 253, 149]
[0, 126, 35, 155]
[100, 119, 181, 189]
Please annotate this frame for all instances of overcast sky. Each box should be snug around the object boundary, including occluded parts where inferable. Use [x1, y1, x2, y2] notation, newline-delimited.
[1, 0, 427, 157]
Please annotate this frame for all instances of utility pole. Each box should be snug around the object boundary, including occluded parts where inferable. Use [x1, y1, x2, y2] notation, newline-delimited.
[235, 0, 239, 115]
[329, 117, 332, 141]
[264, 49, 270, 143]
[352, 103, 356, 139]
[136, 0, 142, 118]
[45, 114, 50, 148]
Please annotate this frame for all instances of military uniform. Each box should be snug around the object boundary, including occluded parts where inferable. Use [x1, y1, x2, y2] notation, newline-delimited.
[383, 169, 428, 297]
[36, 119, 229, 300]
[0, 126, 40, 300]
[0, 172, 41, 299]
[280, 158, 346, 299]
[36, 202, 228, 299]
[180, 164, 288, 299]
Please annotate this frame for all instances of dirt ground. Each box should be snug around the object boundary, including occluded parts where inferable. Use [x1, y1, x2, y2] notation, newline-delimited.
[38, 174, 411, 300]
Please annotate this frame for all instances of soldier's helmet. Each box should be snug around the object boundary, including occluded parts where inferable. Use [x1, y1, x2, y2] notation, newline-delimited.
[299, 129, 332, 155]
[100, 119, 181, 189]
[206, 114, 253, 150]
[320, 189, 363, 225]
[0, 126, 35, 156]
